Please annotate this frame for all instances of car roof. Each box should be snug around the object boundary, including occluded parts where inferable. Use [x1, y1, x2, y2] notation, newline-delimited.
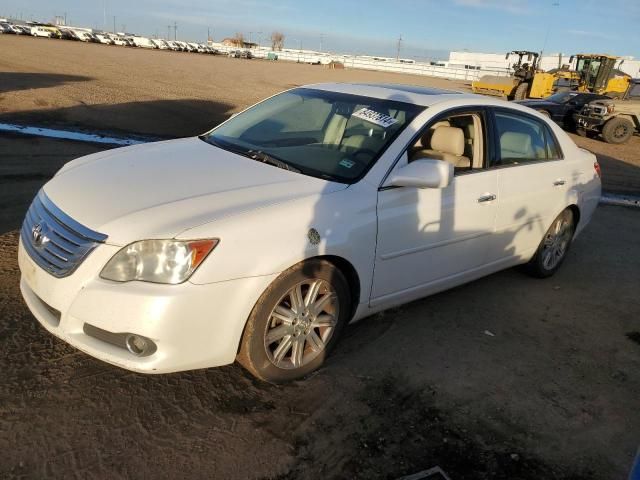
[304, 82, 479, 107]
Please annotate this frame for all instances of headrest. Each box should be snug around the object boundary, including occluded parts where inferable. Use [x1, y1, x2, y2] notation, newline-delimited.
[420, 120, 450, 147]
[500, 132, 532, 156]
[430, 126, 465, 157]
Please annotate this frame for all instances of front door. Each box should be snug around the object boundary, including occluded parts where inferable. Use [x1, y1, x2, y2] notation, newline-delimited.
[371, 109, 498, 307]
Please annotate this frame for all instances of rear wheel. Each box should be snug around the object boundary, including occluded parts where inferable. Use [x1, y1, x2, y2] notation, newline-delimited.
[513, 82, 529, 100]
[601, 117, 634, 144]
[237, 259, 351, 383]
[523, 209, 575, 278]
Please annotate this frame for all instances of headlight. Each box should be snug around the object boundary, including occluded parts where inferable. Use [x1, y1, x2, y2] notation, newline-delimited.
[100, 239, 218, 284]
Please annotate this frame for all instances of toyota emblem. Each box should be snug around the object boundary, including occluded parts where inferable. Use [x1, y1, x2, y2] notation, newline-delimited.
[31, 222, 50, 249]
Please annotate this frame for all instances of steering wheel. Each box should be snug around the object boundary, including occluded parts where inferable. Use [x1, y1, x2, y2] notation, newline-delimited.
[351, 148, 377, 163]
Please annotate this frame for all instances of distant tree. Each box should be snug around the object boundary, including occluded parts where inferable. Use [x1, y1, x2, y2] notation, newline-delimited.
[232, 32, 244, 47]
[271, 31, 284, 51]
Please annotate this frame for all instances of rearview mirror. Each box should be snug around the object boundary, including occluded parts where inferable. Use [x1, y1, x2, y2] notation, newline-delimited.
[385, 159, 453, 189]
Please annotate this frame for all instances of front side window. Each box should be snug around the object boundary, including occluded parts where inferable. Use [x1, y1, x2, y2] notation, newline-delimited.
[494, 111, 561, 166]
[408, 111, 485, 174]
[202, 88, 423, 183]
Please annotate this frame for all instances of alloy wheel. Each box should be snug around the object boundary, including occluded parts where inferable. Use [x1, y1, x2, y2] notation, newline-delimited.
[264, 280, 338, 369]
[541, 213, 573, 270]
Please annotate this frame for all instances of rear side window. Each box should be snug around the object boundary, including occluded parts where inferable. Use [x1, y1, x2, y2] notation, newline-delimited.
[494, 111, 562, 166]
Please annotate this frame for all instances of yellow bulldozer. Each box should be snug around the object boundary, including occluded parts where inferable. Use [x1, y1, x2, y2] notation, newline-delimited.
[472, 51, 631, 100]
[472, 51, 556, 100]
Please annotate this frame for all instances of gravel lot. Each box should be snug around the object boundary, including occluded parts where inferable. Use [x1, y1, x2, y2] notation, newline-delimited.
[1, 35, 640, 479]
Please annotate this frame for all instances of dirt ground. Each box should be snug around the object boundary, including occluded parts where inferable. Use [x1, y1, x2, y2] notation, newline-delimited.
[1, 35, 640, 479]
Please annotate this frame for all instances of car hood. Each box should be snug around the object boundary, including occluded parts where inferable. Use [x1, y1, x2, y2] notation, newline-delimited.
[515, 100, 558, 109]
[44, 137, 346, 245]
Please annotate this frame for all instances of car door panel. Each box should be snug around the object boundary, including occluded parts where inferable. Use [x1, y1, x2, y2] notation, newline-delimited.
[488, 108, 569, 262]
[372, 169, 498, 302]
[490, 161, 568, 262]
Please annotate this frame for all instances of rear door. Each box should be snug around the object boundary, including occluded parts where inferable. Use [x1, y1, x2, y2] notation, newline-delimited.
[487, 108, 568, 262]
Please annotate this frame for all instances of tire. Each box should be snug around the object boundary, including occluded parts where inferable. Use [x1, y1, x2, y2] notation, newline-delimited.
[513, 82, 529, 100]
[601, 117, 634, 144]
[523, 209, 575, 278]
[237, 259, 351, 383]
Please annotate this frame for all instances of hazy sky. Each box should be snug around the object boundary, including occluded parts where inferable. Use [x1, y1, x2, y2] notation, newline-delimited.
[2, 0, 639, 60]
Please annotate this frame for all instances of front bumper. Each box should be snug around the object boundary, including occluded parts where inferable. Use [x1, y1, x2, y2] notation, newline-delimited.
[18, 239, 277, 374]
[574, 114, 605, 131]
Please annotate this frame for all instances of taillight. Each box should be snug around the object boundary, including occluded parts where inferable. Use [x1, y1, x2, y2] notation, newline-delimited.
[594, 161, 601, 178]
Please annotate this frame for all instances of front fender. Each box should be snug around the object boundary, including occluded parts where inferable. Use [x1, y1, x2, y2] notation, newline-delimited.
[181, 183, 378, 298]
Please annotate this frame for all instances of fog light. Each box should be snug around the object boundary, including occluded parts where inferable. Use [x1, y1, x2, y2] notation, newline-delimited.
[126, 334, 153, 356]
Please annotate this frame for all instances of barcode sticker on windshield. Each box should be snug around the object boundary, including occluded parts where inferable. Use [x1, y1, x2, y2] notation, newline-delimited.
[352, 108, 398, 128]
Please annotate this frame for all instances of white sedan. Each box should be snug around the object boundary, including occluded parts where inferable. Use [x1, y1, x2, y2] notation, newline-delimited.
[18, 83, 601, 382]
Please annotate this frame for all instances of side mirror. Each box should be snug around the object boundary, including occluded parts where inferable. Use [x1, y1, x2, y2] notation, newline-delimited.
[385, 159, 453, 189]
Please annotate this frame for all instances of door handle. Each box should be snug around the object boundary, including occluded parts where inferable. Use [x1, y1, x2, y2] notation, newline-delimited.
[553, 179, 566, 186]
[477, 194, 497, 203]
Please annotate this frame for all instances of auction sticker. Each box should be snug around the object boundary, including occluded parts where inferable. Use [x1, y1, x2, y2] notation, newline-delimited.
[352, 108, 398, 128]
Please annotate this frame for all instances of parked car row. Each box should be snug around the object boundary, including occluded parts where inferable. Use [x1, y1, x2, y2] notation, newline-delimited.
[228, 49, 253, 59]
[0, 21, 220, 54]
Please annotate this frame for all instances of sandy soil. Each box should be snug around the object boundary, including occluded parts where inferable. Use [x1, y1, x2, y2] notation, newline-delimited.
[2, 36, 637, 195]
[1, 35, 640, 479]
[0, 35, 468, 138]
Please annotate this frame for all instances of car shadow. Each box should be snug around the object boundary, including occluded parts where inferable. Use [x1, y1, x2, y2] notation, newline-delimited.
[0, 97, 236, 138]
[0, 72, 91, 94]
[0, 98, 236, 234]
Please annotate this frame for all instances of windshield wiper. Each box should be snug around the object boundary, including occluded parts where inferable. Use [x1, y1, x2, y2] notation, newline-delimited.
[200, 135, 301, 174]
[246, 150, 301, 173]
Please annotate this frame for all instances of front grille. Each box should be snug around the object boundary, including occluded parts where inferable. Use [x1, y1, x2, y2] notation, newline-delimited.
[21, 190, 108, 278]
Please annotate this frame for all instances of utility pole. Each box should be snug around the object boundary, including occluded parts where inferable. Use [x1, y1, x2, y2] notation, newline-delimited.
[541, 0, 560, 59]
[396, 34, 402, 61]
[174, 21, 177, 40]
[207, 26, 210, 42]
[103, 0, 106, 31]
[320, 33, 324, 53]
[167, 25, 171, 40]
[113, 16, 116, 34]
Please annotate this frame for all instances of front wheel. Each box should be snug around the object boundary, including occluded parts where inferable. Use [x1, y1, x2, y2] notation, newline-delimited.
[513, 82, 529, 100]
[237, 259, 351, 383]
[601, 117, 634, 144]
[523, 209, 575, 278]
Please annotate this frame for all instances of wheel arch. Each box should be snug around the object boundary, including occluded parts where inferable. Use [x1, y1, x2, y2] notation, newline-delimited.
[313, 254, 361, 319]
[566, 203, 581, 228]
[235, 254, 362, 355]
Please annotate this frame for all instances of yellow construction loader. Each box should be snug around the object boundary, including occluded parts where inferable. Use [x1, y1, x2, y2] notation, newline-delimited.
[472, 52, 631, 100]
[472, 51, 556, 100]
[569, 54, 630, 98]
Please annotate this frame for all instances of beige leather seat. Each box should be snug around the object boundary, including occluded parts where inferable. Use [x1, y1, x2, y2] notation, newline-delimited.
[323, 114, 348, 147]
[499, 131, 545, 161]
[413, 126, 471, 168]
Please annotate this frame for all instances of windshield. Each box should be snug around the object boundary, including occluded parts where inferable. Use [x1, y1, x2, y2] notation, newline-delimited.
[546, 92, 579, 104]
[202, 88, 423, 183]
